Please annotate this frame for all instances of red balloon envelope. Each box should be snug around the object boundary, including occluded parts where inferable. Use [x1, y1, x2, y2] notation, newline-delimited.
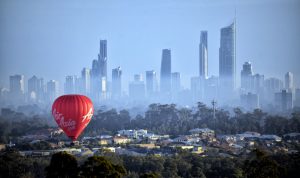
[52, 95, 94, 141]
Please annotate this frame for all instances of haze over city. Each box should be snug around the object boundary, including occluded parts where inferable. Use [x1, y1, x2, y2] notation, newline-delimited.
[1, 0, 300, 91]
[1, 1, 300, 177]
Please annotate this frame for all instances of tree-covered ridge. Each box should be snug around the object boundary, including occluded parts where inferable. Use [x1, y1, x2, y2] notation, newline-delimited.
[85, 103, 300, 136]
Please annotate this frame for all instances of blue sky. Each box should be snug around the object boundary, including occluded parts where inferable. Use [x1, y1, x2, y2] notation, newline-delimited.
[0, 0, 300, 91]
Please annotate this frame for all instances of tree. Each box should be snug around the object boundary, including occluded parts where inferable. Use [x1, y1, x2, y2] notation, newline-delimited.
[0, 151, 31, 178]
[162, 158, 179, 178]
[139, 172, 159, 178]
[45, 151, 78, 178]
[80, 156, 126, 178]
[243, 149, 282, 178]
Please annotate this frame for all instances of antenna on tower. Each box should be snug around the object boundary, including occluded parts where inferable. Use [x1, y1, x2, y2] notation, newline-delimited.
[234, 2, 236, 21]
[234, 0, 237, 20]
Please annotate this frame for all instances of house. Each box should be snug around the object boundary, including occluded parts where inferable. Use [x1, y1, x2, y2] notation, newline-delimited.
[97, 135, 113, 139]
[229, 143, 243, 149]
[79, 148, 94, 157]
[32, 151, 51, 157]
[145, 133, 169, 141]
[99, 138, 113, 145]
[283, 133, 300, 142]
[192, 146, 204, 154]
[260, 135, 282, 142]
[133, 143, 160, 149]
[101, 147, 116, 153]
[189, 128, 215, 137]
[236, 132, 260, 141]
[173, 145, 194, 150]
[217, 135, 237, 143]
[173, 136, 199, 144]
[118, 129, 148, 139]
[113, 136, 131, 144]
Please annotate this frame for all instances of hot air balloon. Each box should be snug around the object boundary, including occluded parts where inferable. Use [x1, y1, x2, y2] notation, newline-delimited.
[52, 95, 94, 141]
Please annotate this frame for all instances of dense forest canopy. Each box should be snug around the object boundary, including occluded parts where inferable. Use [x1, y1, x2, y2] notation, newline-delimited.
[0, 149, 299, 178]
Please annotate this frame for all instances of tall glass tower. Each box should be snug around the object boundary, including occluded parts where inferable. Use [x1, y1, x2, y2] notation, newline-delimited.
[91, 39, 108, 101]
[285, 72, 294, 92]
[219, 21, 236, 94]
[241, 62, 253, 92]
[98, 40, 107, 78]
[160, 49, 171, 94]
[199, 31, 208, 79]
[112, 67, 122, 99]
[146, 70, 157, 97]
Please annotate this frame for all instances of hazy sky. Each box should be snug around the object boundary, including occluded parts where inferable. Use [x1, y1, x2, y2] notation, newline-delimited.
[1, 0, 300, 92]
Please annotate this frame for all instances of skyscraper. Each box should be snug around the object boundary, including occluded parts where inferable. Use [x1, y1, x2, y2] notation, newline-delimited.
[9, 75, 25, 103]
[171, 72, 181, 95]
[129, 74, 145, 100]
[204, 75, 219, 102]
[240, 92, 259, 110]
[241, 62, 253, 92]
[285, 72, 294, 92]
[275, 90, 293, 111]
[98, 40, 108, 78]
[65, 76, 75, 94]
[264, 77, 283, 103]
[47, 80, 58, 102]
[112, 67, 122, 99]
[265, 78, 283, 94]
[199, 31, 208, 79]
[9, 75, 24, 94]
[91, 59, 100, 100]
[91, 39, 108, 102]
[219, 21, 236, 96]
[160, 49, 171, 94]
[81, 68, 91, 95]
[146, 70, 157, 97]
[28, 75, 44, 102]
[252, 73, 264, 95]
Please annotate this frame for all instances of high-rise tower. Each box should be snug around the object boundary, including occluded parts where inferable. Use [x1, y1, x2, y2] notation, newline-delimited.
[81, 68, 91, 95]
[171, 72, 181, 95]
[146, 70, 157, 97]
[199, 31, 208, 79]
[219, 21, 236, 97]
[241, 62, 253, 92]
[112, 67, 122, 99]
[9, 75, 25, 103]
[285, 72, 294, 92]
[91, 39, 108, 101]
[160, 49, 171, 94]
[65, 76, 75, 94]
[98, 40, 107, 78]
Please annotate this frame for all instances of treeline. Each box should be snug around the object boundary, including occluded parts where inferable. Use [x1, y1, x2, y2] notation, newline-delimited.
[1, 103, 300, 143]
[0, 149, 299, 178]
[85, 103, 300, 136]
[0, 110, 51, 143]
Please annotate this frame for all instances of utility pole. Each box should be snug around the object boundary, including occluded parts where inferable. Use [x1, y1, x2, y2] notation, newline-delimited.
[212, 99, 217, 119]
[212, 100, 217, 131]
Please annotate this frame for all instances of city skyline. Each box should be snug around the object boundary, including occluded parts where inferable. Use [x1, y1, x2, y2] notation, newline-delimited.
[1, 2, 300, 177]
[3, 37, 298, 111]
[1, 0, 300, 91]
